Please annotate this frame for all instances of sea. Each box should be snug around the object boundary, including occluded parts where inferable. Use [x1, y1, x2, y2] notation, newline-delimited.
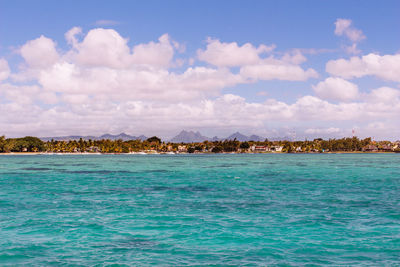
[0, 154, 399, 266]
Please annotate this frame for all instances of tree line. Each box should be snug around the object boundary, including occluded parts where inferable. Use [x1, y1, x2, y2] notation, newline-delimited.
[0, 135, 398, 153]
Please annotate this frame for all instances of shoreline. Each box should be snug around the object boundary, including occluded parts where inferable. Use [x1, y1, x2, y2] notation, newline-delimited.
[0, 151, 398, 156]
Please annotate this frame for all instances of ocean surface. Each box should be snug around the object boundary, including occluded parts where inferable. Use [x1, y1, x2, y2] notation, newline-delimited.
[0, 154, 399, 266]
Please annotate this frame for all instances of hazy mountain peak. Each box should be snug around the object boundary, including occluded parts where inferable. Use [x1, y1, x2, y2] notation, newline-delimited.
[170, 130, 209, 143]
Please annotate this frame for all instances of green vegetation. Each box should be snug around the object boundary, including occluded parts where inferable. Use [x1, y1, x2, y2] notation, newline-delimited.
[0, 136, 45, 152]
[0, 135, 398, 154]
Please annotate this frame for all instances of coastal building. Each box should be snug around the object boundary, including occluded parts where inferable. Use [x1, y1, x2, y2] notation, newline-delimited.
[379, 144, 392, 152]
[255, 145, 268, 152]
[271, 146, 283, 152]
[177, 145, 187, 152]
[363, 145, 378, 152]
[393, 142, 399, 149]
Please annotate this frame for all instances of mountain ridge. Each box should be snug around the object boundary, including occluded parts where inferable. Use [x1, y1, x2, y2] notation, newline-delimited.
[39, 130, 289, 142]
[40, 133, 148, 142]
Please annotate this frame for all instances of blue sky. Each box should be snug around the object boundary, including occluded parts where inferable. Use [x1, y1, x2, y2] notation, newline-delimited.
[0, 1, 399, 139]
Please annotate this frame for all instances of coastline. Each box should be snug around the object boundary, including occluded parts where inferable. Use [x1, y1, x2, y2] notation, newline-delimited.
[0, 151, 398, 155]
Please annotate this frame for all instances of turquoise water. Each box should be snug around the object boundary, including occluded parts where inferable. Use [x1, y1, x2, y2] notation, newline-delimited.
[0, 154, 399, 266]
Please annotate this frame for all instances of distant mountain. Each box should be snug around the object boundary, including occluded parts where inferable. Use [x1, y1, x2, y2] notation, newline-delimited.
[211, 136, 220, 142]
[136, 135, 148, 141]
[169, 130, 267, 143]
[99, 133, 147, 141]
[170, 130, 210, 143]
[40, 133, 147, 142]
[40, 131, 270, 143]
[248, 134, 264, 142]
[226, 132, 250, 141]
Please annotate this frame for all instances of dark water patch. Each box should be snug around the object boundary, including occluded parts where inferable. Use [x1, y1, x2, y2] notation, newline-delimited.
[58, 190, 108, 196]
[257, 171, 281, 178]
[343, 200, 382, 208]
[205, 201, 273, 210]
[21, 167, 53, 171]
[148, 185, 212, 193]
[215, 164, 236, 168]
[279, 178, 324, 183]
[69, 162, 100, 167]
[93, 237, 157, 251]
[182, 185, 211, 192]
[147, 169, 170, 173]
[115, 237, 157, 248]
[150, 186, 170, 191]
[13, 161, 29, 165]
[48, 163, 66, 166]
[203, 163, 247, 168]
[108, 187, 138, 192]
[58, 169, 135, 175]
[217, 163, 249, 167]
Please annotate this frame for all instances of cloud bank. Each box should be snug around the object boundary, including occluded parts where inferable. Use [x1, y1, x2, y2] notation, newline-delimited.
[1, 23, 399, 140]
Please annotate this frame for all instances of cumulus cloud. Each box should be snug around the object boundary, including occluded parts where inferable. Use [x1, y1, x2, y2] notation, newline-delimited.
[1, 86, 399, 138]
[37, 63, 243, 102]
[20, 35, 59, 68]
[367, 87, 400, 104]
[312, 77, 359, 102]
[197, 39, 317, 81]
[1, 26, 399, 139]
[67, 28, 178, 69]
[197, 38, 275, 67]
[131, 34, 175, 67]
[72, 28, 132, 68]
[326, 53, 400, 82]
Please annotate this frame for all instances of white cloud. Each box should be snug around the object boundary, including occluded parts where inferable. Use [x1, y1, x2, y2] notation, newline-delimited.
[2, 27, 399, 139]
[281, 50, 307, 64]
[1, 81, 400, 138]
[0, 58, 10, 81]
[312, 77, 359, 102]
[20, 35, 59, 68]
[1, 88, 399, 138]
[72, 28, 132, 68]
[131, 34, 175, 67]
[197, 39, 317, 81]
[367, 87, 400, 104]
[197, 38, 275, 67]
[334, 18, 365, 42]
[326, 53, 400, 82]
[36, 62, 243, 102]
[68, 28, 177, 69]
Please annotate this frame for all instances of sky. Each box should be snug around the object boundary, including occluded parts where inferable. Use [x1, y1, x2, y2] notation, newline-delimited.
[0, 0, 399, 140]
